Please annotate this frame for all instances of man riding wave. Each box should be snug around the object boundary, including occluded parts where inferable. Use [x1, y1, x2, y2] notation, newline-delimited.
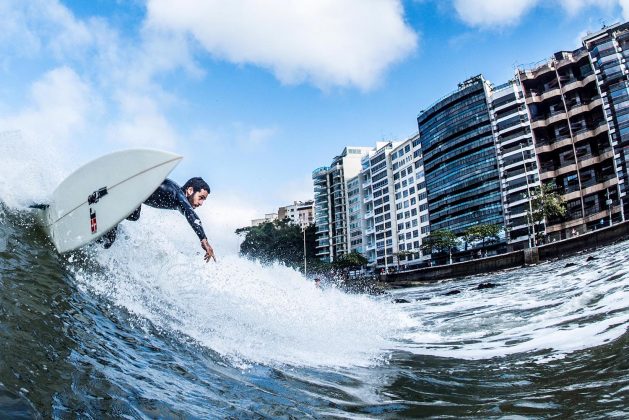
[101, 177, 215, 262]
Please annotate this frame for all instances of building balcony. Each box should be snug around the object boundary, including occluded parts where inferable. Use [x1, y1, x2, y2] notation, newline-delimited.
[573, 123, 609, 143]
[535, 136, 573, 153]
[544, 205, 621, 233]
[525, 86, 562, 104]
[519, 63, 554, 81]
[577, 150, 614, 169]
[500, 131, 533, 148]
[581, 177, 618, 196]
[530, 109, 567, 129]
[539, 163, 577, 180]
[561, 73, 597, 94]
[567, 97, 603, 119]
[555, 49, 589, 69]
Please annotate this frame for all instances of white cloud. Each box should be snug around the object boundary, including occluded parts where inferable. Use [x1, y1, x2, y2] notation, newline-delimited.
[0, 0, 196, 152]
[618, 0, 629, 18]
[145, 0, 418, 90]
[452, 0, 623, 28]
[0, 67, 96, 144]
[238, 125, 278, 150]
[452, 0, 538, 27]
[105, 92, 180, 149]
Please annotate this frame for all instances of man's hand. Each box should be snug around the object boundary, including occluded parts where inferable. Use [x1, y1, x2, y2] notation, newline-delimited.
[201, 239, 216, 263]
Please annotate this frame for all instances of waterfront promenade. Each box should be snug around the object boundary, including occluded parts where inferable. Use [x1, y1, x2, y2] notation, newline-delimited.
[382, 221, 629, 287]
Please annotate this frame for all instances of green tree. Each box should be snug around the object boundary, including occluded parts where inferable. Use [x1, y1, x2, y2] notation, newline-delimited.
[464, 224, 502, 251]
[332, 250, 368, 269]
[235, 219, 318, 271]
[421, 229, 458, 264]
[394, 250, 414, 270]
[525, 181, 567, 244]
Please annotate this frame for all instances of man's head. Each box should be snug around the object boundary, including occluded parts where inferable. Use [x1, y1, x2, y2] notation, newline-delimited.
[183, 177, 210, 208]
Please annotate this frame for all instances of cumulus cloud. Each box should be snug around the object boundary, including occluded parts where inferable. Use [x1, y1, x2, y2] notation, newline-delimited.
[0, 0, 197, 152]
[452, 0, 538, 27]
[238, 126, 278, 150]
[145, 0, 418, 90]
[105, 92, 180, 149]
[0, 67, 96, 144]
[618, 0, 629, 18]
[452, 0, 622, 28]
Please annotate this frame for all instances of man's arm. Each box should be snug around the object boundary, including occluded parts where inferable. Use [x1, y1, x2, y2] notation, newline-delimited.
[176, 193, 216, 262]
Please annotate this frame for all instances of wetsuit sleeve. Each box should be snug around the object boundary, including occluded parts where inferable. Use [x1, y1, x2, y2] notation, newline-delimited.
[175, 193, 207, 241]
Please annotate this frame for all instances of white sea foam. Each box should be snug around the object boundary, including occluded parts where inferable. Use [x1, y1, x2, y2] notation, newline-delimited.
[396, 244, 629, 360]
[3, 131, 627, 367]
[0, 130, 71, 209]
[72, 207, 414, 369]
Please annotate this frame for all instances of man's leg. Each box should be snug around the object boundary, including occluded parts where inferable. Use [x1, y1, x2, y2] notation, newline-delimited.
[100, 226, 118, 249]
[127, 206, 141, 221]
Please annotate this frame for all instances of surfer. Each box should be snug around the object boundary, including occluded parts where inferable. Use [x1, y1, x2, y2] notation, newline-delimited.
[101, 177, 216, 262]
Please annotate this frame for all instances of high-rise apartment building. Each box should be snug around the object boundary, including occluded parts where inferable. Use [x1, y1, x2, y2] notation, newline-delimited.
[361, 141, 401, 268]
[518, 47, 621, 239]
[390, 134, 430, 267]
[311, 21, 629, 269]
[583, 22, 629, 218]
[312, 146, 372, 262]
[418, 75, 506, 243]
[489, 80, 541, 249]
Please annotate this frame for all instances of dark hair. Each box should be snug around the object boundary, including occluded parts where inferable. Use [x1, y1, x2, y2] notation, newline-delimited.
[182, 177, 210, 194]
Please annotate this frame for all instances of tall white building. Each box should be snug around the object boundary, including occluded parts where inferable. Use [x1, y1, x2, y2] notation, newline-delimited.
[313, 135, 432, 270]
[361, 141, 401, 268]
[489, 80, 541, 249]
[312, 146, 372, 262]
[390, 134, 431, 268]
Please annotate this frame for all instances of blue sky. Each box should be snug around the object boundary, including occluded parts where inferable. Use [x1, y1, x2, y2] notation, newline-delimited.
[1, 0, 628, 230]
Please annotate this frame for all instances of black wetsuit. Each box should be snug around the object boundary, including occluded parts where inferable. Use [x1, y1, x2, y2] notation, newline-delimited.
[102, 179, 206, 248]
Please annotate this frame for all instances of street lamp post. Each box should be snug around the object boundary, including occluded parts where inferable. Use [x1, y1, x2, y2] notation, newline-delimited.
[302, 226, 307, 276]
[520, 143, 536, 247]
[383, 232, 388, 272]
[606, 189, 613, 227]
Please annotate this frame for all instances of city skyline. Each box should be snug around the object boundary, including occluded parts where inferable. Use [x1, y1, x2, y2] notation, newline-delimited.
[2, 0, 629, 233]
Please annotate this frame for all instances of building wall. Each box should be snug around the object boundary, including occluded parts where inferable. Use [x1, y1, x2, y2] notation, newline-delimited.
[418, 75, 506, 238]
[312, 147, 372, 262]
[251, 213, 278, 226]
[518, 47, 622, 239]
[361, 141, 399, 268]
[489, 79, 541, 249]
[583, 22, 629, 218]
[390, 134, 430, 268]
[278, 200, 314, 228]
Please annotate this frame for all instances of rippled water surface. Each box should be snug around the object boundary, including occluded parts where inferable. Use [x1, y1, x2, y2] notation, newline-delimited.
[0, 138, 627, 418]
[1, 205, 627, 418]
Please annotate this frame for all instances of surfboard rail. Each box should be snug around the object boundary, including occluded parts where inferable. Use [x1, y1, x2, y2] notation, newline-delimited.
[38, 149, 182, 253]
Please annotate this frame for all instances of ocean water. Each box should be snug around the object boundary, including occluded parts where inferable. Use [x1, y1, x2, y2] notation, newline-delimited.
[1, 135, 628, 418]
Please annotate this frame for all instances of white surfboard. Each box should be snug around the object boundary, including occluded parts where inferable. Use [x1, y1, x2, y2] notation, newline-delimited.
[36, 149, 182, 253]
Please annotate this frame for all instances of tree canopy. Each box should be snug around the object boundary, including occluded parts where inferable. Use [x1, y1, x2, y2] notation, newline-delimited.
[421, 229, 458, 263]
[463, 223, 502, 248]
[332, 250, 368, 269]
[526, 181, 567, 241]
[235, 219, 318, 271]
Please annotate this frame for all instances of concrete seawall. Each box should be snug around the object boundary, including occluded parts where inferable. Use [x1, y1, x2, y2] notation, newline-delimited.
[383, 221, 629, 287]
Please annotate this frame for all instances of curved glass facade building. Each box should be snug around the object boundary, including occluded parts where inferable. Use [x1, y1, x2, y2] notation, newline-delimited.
[418, 75, 505, 235]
